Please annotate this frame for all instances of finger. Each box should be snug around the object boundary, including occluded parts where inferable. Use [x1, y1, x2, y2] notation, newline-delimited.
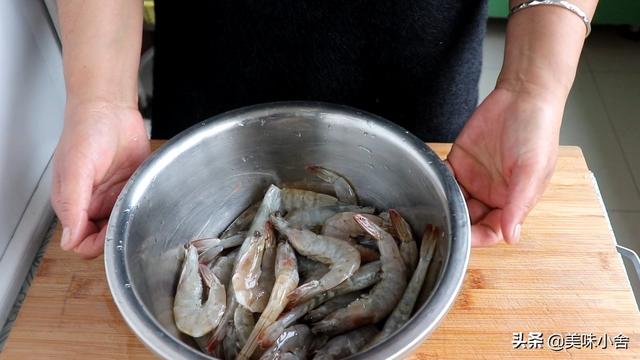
[471, 210, 503, 247]
[88, 179, 128, 220]
[444, 159, 470, 200]
[467, 198, 491, 224]
[73, 224, 108, 259]
[51, 153, 99, 251]
[501, 162, 550, 245]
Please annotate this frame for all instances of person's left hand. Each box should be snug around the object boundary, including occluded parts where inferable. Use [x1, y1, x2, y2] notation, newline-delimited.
[447, 85, 563, 246]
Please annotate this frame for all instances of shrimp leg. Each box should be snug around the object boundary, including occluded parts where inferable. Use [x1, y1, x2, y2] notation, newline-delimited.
[271, 215, 360, 308]
[238, 240, 299, 360]
[312, 215, 406, 336]
[367, 225, 438, 347]
[306, 165, 358, 205]
[389, 209, 418, 273]
[173, 245, 226, 337]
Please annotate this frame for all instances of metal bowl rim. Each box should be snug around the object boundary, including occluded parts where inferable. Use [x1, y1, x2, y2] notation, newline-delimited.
[104, 101, 471, 359]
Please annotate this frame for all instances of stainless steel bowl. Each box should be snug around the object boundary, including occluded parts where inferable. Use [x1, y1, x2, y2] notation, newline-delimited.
[104, 102, 470, 359]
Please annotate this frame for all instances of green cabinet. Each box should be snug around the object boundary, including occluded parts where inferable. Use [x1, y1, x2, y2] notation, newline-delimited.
[489, 0, 640, 25]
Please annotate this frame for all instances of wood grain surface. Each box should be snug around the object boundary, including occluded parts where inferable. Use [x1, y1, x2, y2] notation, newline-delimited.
[2, 141, 639, 359]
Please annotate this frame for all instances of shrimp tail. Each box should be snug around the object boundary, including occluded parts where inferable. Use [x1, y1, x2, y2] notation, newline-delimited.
[388, 209, 410, 240]
[306, 165, 358, 205]
[198, 264, 215, 287]
[286, 280, 319, 307]
[353, 214, 383, 239]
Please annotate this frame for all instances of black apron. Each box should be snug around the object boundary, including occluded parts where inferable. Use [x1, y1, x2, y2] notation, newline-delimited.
[152, 0, 487, 142]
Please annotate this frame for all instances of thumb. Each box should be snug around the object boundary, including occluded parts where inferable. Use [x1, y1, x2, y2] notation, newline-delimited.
[501, 161, 550, 244]
[51, 152, 98, 251]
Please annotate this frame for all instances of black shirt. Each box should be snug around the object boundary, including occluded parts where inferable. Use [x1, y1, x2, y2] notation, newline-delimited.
[152, 0, 487, 142]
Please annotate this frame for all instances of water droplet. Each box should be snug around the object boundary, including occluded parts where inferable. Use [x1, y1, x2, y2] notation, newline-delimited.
[116, 245, 124, 251]
[260, 119, 266, 126]
[370, 134, 376, 139]
[296, 132, 302, 138]
[242, 156, 249, 162]
[238, 122, 246, 127]
[363, 131, 369, 136]
[367, 163, 375, 169]
[200, 121, 206, 126]
[357, 145, 372, 154]
[124, 283, 132, 289]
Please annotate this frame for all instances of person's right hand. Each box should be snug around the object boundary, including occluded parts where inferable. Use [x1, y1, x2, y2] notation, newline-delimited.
[52, 100, 150, 259]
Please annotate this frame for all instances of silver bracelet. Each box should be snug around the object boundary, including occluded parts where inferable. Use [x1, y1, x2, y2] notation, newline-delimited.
[509, 0, 591, 37]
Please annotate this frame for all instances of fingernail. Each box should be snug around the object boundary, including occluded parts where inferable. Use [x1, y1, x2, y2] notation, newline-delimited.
[60, 227, 71, 250]
[512, 224, 522, 244]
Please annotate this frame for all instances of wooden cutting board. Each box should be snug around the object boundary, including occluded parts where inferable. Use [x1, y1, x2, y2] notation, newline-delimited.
[3, 141, 639, 359]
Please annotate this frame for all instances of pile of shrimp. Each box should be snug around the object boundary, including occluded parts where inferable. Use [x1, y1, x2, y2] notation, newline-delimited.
[173, 165, 440, 360]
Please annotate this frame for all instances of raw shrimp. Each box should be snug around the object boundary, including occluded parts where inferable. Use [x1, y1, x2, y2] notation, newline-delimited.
[233, 229, 267, 312]
[270, 215, 360, 307]
[235, 305, 256, 350]
[321, 212, 382, 240]
[306, 165, 358, 205]
[368, 225, 438, 346]
[286, 205, 374, 229]
[253, 221, 278, 312]
[305, 291, 364, 323]
[259, 324, 312, 360]
[220, 202, 260, 239]
[389, 209, 418, 273]
[312, 326, 378, 360]
[210, 249, 239, 285]
[233, 185, 282, 311]
[190, 232, 245, 264]
[173, 245, 226, 337]
[312, 215, 406, 336]
[238, 241, 299, 360]
[281, 188, 338, 211]
[258, 261, 382, 350]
